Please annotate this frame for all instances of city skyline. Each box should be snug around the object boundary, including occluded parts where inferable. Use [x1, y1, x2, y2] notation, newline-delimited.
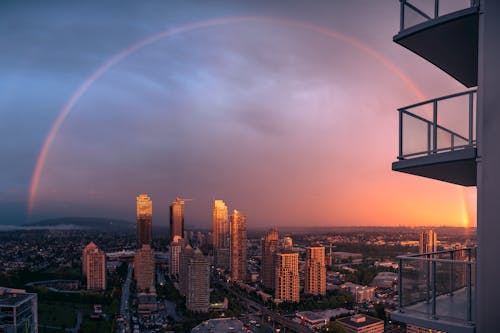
[1, 1, 477, 228]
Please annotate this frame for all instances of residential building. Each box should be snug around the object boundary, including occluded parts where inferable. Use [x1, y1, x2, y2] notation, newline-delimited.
[304, 246, 326, 295]
[283, 236, 293, 251]
[261, 227, 279, 289]
[0, 288, 38, 333]
[169, 236, 183, 276]
[179, 244, 194, 296]
[213, 200, 230, 270]
[406, 324, 445, 333]
[82, 241, 106, 290]
[186, 248, 210, 312]
[337, 314, 384, 333]
[230, 209, 247, 282]
[169, 198, 185, 242]
[275, 252, 300, 303]
[134, 244, 154, 291]
[419, 230, 437, 254]
[340, 282, 375, 304]
[137, 194, 152, 247]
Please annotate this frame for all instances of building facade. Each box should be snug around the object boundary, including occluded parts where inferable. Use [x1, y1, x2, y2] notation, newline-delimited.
[186, 248, 210, 312]
[213, 200, 230, 270]
[82, 241, 106, 290]
[275, 252, 300, 303]
[261, 228, 279, 289]
[136, 194, 152, 247]
[337, 314, 384, 333]
[304, 246, 326, 295]
[230, 210, 247, 282]
[419, 230, 437, 254]
[169, 236, 183, 276]
[179, 244, 193, 296]
[0, 288, 38, 333]
[134, 244, 154, 292]
[169, 198, 185, 242]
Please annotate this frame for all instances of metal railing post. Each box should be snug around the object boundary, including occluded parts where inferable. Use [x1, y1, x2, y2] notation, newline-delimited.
[426, 254, 431, 303]
[400, 0, 406, 31]
[450, 250, 455, 295]
[466, 262, 472, 323]
[399, 110, 403, 159]
[469, 92, 474, 145]
[427, 122, 431, 155]
[435, 0, 439, 18]
[398, 258, 403, 311]
[433, 101, 438, 153]
[432, 260, 437, 319]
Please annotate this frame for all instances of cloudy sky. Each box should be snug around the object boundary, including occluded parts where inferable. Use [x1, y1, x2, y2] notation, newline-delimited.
[0, 0, 476, 228]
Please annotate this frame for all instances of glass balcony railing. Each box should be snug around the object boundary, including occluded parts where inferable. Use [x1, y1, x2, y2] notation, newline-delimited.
[398, 90, 477, 160]
[399, 0, 479, 32]
[397, 247, 476, 325]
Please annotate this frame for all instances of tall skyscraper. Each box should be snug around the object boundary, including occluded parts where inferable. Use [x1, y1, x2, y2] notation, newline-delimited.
[261, 228, 279, 289]
[275, 252, 300, 302]
[186, 248, 210, 312]
[305, 246, 326, 295]
[82, 242, 106, 290]
[136, 194, 152, 248]
[179, 244, 194, 296]
[213, 200, 229, 249]
[419, 230, 437, 254]
[170, 198, 185, 242]
[169, 236, 183, 276]
[134, 244, 154, 292]
[230, 209, 247, 282]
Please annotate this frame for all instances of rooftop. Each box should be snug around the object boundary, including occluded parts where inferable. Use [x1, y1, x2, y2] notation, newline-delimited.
[0, 288, 35, 307]
[191, 318, 249, 333]
[337, 314, 383, 328]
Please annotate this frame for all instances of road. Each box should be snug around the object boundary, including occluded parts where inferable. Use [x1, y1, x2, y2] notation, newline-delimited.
[120, 263, 133, 319]
[216, 281, 313, 333]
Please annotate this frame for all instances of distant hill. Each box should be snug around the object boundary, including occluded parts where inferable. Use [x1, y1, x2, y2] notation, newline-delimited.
[24, 217, 134, 231]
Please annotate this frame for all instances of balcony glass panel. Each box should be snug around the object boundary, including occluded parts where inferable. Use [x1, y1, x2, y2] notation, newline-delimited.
[400, 0, 478, 32]
[398, 90, 476, 159]
[398, 248, 476, 325]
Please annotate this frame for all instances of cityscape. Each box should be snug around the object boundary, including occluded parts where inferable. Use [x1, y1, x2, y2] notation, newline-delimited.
[1, 0, 497, 332]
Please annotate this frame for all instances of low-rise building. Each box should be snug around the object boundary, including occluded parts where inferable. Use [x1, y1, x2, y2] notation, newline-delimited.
[191, 318, 248, 333]
[340, 282, 376, 303]
[337, 314, 384, 333]
[0, 287, 38, 333]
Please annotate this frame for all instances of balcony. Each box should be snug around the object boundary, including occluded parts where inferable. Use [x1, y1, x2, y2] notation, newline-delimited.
[392, 90, 477, 186]
[395, 0, 479, 87]
[393, 248, 476, 333]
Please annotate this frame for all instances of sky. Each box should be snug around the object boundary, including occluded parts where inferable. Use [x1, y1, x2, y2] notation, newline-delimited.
[0, 0, 477, 228]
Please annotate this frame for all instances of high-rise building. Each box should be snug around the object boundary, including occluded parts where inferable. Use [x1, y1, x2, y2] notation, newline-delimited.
[283, 236, 293, 251]
[179, 244, 194, 296]
[0, 287, 38, 333]
[82, 242, 106, 290]
[230, 209, 247, 282]
[137, 194, 153, 247]
[169, 236, 183, 276]
[419, 230, 437, 254]
[213, 200, 229, 249]
[261, 228, 279, 289]
[134, 244, 154, 292]
[186, 248, 210, 312]
[170, 198, 185, 242]
[305, 246, 326, 295]
[275, 252, 300, 303]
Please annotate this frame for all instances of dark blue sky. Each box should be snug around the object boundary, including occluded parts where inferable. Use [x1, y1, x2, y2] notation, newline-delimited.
[0, 1, 474, 227]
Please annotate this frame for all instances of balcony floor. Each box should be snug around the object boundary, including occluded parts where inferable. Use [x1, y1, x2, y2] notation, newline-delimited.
[392, 287, 475, 333]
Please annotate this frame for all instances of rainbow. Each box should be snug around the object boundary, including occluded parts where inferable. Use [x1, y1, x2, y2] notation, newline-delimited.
[28, 16, 426, 215]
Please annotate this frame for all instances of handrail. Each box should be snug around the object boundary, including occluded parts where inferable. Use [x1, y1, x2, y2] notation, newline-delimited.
[398, 90, 477, 111]
[398, 247, 475, 259]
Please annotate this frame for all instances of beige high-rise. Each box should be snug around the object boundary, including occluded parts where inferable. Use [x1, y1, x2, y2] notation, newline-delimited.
[275, 252, 300, 302]
[136, 194, 152, 247]
[261, 228, 279, 289]
[230, 210, 247, 282]
[305, 246, 326, 295]
[212, 200, 229, 249]
[82, 242, 106, 290]
[170, 198, 185, 242]
[419, 230, 437, 254]
[134, 244, 154, 291]
[186, 248, 210, 312]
